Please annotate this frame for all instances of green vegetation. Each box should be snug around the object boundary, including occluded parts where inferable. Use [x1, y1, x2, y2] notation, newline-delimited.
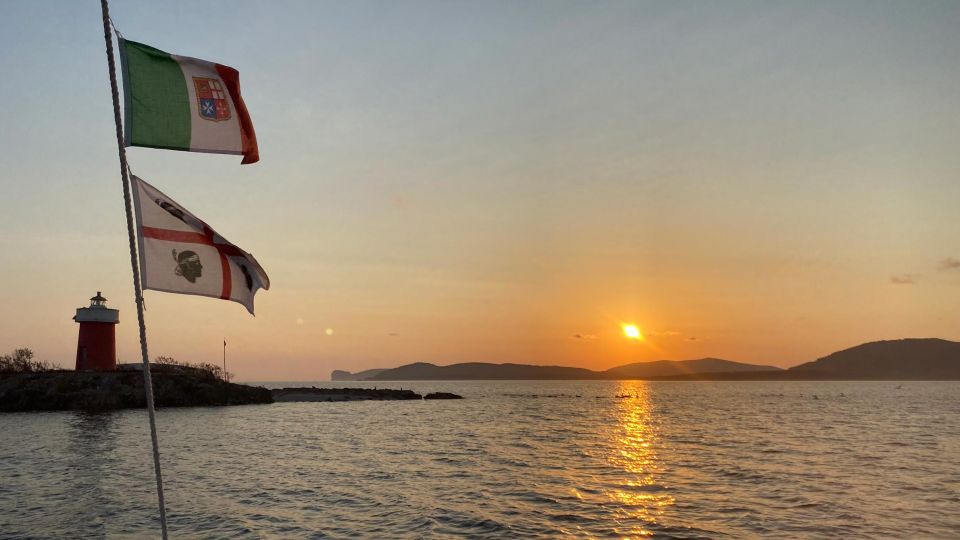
[154, 356, 232, 382]
[0, 348, 52, 372]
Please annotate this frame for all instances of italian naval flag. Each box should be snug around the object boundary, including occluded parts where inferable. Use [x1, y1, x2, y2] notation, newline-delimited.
[119, 39, 259, 164]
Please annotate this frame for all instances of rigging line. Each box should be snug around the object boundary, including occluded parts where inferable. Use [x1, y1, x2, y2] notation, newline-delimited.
[126, 162, 145, 313]
[100, 1, 166, 537]
[109, 16, 124, 39]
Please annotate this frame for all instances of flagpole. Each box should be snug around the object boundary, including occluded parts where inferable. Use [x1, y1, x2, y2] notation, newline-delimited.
[99, 1, 169, 538]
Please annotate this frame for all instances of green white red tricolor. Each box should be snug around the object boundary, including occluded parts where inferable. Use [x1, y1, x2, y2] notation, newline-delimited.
[119, 39, 259, 164]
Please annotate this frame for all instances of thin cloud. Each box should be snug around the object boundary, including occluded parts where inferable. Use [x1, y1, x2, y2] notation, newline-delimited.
[890, 274, 916, 285]
[646, 330, 682, 337]
[940, 258, 960, 271]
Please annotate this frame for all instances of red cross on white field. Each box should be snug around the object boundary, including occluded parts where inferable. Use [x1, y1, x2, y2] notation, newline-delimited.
[141, 224, 246, 299]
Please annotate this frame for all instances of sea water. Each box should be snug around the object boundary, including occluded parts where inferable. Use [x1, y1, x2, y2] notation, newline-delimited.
[1, 381, 958, 538]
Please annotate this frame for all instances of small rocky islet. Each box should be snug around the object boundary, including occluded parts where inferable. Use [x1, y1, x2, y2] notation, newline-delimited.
[271, 387, 464, 402]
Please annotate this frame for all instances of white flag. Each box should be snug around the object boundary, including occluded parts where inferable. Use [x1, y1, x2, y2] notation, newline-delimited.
[132, 175, 270, 314]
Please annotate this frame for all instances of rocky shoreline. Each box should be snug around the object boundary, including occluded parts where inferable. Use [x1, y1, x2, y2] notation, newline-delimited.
[272, 387, 422, 402]
[272, 387, 463, 402]
[0, 370, 464, 412]
[0, 368, 272, 412]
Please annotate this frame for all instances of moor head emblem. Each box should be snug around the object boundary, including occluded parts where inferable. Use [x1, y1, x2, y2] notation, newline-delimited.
[172, 250, 203, 283]
[155, 198, 187, 223]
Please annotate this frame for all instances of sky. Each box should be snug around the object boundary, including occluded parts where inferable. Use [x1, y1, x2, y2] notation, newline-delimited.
[1, 1, 959, 380]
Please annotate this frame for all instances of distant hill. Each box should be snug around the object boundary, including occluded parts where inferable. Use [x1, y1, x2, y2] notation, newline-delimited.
[338, 358, 780, 381]
[603, 358, 781, 379]
[331, 368, 387, 381]
[789, 338, 960, 379]
[365, 362, 599, 381]
[332, 338, 960, 381]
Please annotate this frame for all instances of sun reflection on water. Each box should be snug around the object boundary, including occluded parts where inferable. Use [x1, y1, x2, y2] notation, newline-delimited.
[607, 381, 675, 537]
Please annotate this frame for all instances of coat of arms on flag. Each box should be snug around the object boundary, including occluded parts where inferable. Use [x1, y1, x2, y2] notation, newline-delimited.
[194, 77, 231, 121]
[131, 174, 270, 314]
[118, 38, 259, 163]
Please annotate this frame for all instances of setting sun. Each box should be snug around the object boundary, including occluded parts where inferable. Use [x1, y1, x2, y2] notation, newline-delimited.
[622, 324, 643, 340]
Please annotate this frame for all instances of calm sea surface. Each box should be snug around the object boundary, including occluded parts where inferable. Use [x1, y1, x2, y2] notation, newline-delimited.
[1, 381, 958, 539]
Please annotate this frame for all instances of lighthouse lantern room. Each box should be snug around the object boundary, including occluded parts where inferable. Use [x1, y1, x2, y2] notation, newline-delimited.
[74, 291, 120, 371]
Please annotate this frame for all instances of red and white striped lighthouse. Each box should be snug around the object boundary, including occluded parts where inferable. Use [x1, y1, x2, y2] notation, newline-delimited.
[74, 291, 119, 371]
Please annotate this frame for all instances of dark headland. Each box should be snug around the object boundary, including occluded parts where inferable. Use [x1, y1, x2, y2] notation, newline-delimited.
[0, 365, 273, 413]
[333, 338, 960, 381]
[0, 369, 461, 413]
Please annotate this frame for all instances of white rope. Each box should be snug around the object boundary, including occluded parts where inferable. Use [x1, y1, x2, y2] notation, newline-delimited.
[99, 1, 169, 538]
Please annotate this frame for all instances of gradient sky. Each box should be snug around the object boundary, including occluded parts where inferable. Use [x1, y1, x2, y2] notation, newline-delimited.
[1, 1, 959, 380]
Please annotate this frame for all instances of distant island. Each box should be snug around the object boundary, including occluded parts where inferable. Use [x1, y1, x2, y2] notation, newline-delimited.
[333, 338, 960, 381]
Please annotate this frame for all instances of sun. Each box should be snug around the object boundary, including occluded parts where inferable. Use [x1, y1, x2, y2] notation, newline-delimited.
[622, 324, 643, 340]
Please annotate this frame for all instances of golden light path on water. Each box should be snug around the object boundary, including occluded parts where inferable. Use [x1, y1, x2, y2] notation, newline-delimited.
[607, 381, 675, 537]
[3, 382, 960, 537]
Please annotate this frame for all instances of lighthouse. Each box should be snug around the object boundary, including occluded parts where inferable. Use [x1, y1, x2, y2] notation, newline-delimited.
[74, 291, 119, 371]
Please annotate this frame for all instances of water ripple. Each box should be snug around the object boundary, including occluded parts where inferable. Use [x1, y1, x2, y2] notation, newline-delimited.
[0, 381, 958, 538]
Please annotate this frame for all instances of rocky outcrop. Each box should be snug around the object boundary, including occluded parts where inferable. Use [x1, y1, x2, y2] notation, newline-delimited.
[272, 387, 422, 402]
[0, 367, 273, 412]
[424, 392, 463, 399]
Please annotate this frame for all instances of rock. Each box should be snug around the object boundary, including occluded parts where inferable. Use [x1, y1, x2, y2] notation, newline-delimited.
[424, 392, 463, 400]
[272, 387, 422, 402]
[0, 367, 273, 412]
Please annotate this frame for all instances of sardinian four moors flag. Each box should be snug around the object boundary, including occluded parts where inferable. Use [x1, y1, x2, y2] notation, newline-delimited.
[119, 38, 259, 164]
[132, 175, 269, 314]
